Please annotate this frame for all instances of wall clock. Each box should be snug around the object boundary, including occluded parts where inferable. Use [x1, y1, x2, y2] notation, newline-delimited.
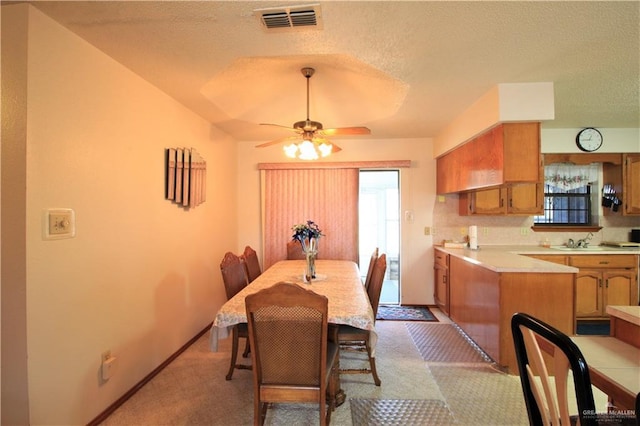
[575, 127, 603, 152]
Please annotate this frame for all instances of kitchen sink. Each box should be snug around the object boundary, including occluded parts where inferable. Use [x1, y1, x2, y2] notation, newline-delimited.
[550, 245, 608, 251]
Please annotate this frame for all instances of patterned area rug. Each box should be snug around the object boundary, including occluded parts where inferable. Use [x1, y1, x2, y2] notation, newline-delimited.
[376, 305, 437, 321]
[350, 398, 456, 425]
[406, 323, 493, 363]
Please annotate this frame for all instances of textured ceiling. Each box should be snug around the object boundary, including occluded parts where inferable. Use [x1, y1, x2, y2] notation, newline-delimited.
[23, 1, 640, 143]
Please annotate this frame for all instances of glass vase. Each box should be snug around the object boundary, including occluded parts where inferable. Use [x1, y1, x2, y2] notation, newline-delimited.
[303, 237, 318, 282]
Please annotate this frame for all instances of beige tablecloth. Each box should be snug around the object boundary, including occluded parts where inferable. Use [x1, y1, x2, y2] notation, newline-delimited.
[209, 259, 377, 352]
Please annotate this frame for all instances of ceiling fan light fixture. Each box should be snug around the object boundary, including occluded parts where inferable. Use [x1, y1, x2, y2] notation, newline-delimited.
[283, 139, 333, 160]
[283, 143, 298, 158]
[318, 142, 332, 157]
[297, 140, 319, 160]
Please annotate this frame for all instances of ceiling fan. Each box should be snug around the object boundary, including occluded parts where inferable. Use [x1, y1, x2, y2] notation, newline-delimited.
[255, 67, 371, 159]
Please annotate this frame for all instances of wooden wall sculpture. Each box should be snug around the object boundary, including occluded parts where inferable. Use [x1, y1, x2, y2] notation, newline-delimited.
[165, 148, 206, 209]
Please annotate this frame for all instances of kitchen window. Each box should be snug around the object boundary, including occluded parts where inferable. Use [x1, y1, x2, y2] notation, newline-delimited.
[533, 163, 599, 226]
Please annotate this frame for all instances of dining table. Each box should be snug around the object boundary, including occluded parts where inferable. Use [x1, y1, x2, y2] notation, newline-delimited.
[209, 259, 377, 406]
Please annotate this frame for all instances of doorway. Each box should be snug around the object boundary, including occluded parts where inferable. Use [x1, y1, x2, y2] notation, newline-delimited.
[358, 170, 400, 304]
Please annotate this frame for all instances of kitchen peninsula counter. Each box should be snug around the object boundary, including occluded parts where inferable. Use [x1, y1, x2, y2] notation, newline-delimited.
[434, 245, 579, 374]
[435, 244, 640, 374]
[435, 244, 640, 273]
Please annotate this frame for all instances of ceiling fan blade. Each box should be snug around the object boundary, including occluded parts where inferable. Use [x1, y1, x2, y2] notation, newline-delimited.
[320, 126, 371, 136]
[259, 123, 300, 133]
[313, 137, 342, 154]
[255, 136, 298, 148]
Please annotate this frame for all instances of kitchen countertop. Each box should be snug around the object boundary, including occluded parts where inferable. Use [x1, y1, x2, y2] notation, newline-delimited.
[606, 305, 640, 326]
[435, 245, 640, 273]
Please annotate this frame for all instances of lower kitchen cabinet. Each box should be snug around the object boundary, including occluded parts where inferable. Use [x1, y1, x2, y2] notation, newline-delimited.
[447, 255, 574, 374]
[528, 253, 639, 320]
[575, 269, 636, 318]
[434, 248, 449, 315]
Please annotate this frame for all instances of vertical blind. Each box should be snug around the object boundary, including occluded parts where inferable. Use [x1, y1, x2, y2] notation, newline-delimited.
[262, 168, 359, 269]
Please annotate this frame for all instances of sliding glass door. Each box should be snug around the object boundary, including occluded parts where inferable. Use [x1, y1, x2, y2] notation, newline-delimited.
[358, 170, 400, 304]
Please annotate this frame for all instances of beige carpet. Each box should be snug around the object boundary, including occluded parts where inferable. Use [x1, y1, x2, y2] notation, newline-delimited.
[99, 318, 531, 425]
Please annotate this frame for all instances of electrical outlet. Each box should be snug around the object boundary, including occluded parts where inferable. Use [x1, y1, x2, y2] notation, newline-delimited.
[460, 227, 467, 236]
[101, 350, 116, 381]
[424, 226, 431, 236]
[520, 227, 529, 236]
[483, 227, 489, 236]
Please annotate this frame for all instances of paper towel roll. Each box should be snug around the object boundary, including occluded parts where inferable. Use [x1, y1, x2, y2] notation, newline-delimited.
[469, 225, 478, 250]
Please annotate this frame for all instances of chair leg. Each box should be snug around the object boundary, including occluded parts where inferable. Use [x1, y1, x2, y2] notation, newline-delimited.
[366, 339, 381, 386]
[226, 327, 239, 380]
[259, 401, 268, 426]
[242, 338, 250, 358]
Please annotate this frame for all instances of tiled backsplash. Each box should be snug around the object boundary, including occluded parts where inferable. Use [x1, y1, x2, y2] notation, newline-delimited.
[433, 194, 638, 247]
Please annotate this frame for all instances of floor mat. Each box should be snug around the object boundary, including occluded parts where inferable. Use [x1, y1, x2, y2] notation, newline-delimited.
[350, 398, 456, 425]
[430, 364, 528, 425]
[377, 305, 437, 321]
[406, 323, 492, 363]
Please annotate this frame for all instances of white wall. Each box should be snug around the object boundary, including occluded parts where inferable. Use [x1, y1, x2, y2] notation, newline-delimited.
[2, 5, 236, 424]
[236, 138, 436, 305]
[542, 128, 640, 153]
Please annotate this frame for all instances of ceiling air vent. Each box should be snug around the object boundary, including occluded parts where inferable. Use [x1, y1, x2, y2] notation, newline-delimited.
[254, 4, 322, 32]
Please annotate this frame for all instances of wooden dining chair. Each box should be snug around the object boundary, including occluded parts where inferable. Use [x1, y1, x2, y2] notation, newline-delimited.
[220, 251, 251, 380]
[511, 312, 598, 426]
[241, 245, 262, 283]
[245, 282, 338, 426]
[363, 247, 379, 290]
[286, 240, 306, 260]
[336, 253, 387, 386]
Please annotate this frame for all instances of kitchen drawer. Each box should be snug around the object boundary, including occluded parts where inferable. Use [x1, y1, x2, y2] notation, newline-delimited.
[526, 254, 567, 265]
[435, 249, 449, 268]
[569, 255, 637, 269]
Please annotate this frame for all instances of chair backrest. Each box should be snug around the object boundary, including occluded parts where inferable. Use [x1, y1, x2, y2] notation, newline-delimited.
[220, 251, 249, 300]
[245, 281, 329, 388]
[241, 245, 262, 283]
[366, 253, 387, 319]
[511, 312, 597, 426]
[363, 247, 379, 290]
[286, 240, 306, 260]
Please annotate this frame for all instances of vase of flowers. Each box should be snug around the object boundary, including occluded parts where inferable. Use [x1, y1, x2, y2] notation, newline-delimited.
[292, 220, 323, 282]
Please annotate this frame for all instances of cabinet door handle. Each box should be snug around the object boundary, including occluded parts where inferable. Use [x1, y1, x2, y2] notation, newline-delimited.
[599, 261, 609, 265]
[599, 278, 602, 288]
[605, 279, 609, 288]
[443, 276, 447, 284]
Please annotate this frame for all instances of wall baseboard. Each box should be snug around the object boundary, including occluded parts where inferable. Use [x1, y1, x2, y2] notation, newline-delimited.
[87, 323, 212, 426]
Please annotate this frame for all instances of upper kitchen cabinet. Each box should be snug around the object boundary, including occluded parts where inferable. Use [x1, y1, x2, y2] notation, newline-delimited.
[459, 182, 543, 216]
[601, 153, 640, 216]
[436, 122, 541, 194]
[623, 153, 640, 215]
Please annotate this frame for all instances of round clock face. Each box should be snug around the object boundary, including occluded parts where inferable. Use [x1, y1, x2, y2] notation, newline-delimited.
[576, 128, 603, 152]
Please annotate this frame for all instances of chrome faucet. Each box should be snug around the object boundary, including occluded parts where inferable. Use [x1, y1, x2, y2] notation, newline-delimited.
[568, 232, 594, 248]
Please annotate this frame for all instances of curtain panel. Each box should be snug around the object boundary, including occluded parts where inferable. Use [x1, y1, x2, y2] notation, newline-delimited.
[544, 163, 599, 191]
[262, 168, 359, 269]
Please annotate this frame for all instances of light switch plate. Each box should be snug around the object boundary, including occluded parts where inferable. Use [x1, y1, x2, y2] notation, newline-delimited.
[43, 208, 75, 240]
